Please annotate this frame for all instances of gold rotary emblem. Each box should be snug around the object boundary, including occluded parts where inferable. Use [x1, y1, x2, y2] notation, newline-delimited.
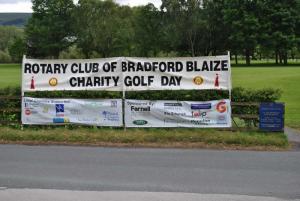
[49, 78, 58, 87]
[193, 76, 204, 85]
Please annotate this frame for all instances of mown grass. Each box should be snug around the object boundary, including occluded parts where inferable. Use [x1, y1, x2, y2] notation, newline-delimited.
[0, 127, 288, 150]
[232, 66, 300, 129]
[0, 64, 21, 88]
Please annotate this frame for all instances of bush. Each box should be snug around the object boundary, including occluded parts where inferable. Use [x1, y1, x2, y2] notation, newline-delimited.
[0, 50, 12, 63]
[0, 86, 282, 127]
[0, 87, 21, 123]
[231, 87, 281, 127]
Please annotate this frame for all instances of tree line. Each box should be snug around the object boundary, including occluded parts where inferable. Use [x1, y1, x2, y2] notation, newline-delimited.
[1, 0, 300, 65]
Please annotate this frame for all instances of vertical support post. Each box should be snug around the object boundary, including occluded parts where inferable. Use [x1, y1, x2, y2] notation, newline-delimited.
[227, 51, 236, 128]
[122, 89, 126, 132]
[121, 57, 126, 132]
[227, 51, 232, 101]
[21, 55, 26, 130]
[21, 55, 26, 97]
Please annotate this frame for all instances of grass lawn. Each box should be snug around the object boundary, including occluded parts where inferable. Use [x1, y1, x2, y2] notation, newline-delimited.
[232, 66, 300, 128]
[0, 64, 21, 88]
[0, 63, 299, 128]
[0, 127, 288, 150]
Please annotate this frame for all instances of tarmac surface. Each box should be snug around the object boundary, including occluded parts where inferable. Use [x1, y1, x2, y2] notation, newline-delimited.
[0, 145, 299, 200]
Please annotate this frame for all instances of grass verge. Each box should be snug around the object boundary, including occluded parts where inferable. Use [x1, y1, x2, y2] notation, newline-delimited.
[0, 126, 289, 151]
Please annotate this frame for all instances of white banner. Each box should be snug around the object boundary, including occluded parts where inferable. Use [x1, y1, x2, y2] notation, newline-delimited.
[22, 57, 123, 92]
[22, 55, 231, 92]
[125, 99, 232, 128]
[22, 97, 123, 126]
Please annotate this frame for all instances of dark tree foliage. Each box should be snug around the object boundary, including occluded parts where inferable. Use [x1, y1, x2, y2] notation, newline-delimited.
[133, 3, 164, 57]
[17, 0, 300, 65]
[25, 0, 75, 58]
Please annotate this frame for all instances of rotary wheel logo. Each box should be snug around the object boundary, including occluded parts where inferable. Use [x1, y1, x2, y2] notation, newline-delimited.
[216, 101, 227, 113]
[49, 78, 58, 87]
[193, 76, 204, 85]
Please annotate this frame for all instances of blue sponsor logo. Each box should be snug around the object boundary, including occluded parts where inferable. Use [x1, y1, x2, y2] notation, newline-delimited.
[56, 104, 64, 113]
[191, 103, 211, 110]
[102, 111, 119, 121]
[56, 104, 65, 117]
[53, 118, 70, 123]
[111, 101, 118, 108]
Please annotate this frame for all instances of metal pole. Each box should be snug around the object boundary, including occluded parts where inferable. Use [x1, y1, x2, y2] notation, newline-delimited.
[122, 89, 126, 132]
[227, 51, 235, 128]
[21, 55, 26, 130]
[228, 51, 232, 101]
[122, 57, 126, 132]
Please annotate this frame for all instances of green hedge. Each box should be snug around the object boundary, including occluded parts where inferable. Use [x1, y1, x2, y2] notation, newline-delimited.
[0, 86, 281, 127]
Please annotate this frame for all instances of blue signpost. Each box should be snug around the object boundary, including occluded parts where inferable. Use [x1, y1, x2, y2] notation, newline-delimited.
[259, 103, 284, 132]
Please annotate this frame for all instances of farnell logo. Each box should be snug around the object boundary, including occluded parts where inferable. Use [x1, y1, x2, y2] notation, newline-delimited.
[133, 120, 148, 125]
[131, 106, 150, 112]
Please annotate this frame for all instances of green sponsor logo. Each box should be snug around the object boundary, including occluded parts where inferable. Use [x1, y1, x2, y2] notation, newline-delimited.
[133, 120, 148, 125]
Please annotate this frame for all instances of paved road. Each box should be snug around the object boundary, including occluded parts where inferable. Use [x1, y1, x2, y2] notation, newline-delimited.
[1, 190, 299, 201]
[285, 127, 300, 142]
[285, 127, 300, 151]
[0, 145, 299, 200]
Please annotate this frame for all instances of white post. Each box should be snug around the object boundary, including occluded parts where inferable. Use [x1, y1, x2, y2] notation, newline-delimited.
[21, 55, 26, 97]
[228, 51, 235, 128]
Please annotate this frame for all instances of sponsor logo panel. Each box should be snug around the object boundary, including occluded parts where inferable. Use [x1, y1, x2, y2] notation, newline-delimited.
[133, 120, 148, 125]
[191, 111, 207, 118]
[216, 101, 227, 113]
[191, 103, 211, 110]
[53, 118, 70, 123]
[56, 104, 65, 117]
[102, 111, 120, 122]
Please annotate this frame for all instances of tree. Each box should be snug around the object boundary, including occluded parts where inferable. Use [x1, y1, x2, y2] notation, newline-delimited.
[74, 0, 125, 58]
[223, 0, 260, 65]
[25, 0, 75, 58]
[112, 5, 135, 57]
[161, 0, 207, 56]
[8, 37, 26, 63]
[133, 4, 164, 57]
[0, 26, 23, 51]
[259, 0, 298, 65]
[203, 0, 230, 56]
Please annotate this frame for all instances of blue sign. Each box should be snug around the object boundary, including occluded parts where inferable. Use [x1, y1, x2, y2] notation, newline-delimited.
[55, 104, 64, 113]
[191, 103, 212, 110]
[259, 103, 284, 132]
